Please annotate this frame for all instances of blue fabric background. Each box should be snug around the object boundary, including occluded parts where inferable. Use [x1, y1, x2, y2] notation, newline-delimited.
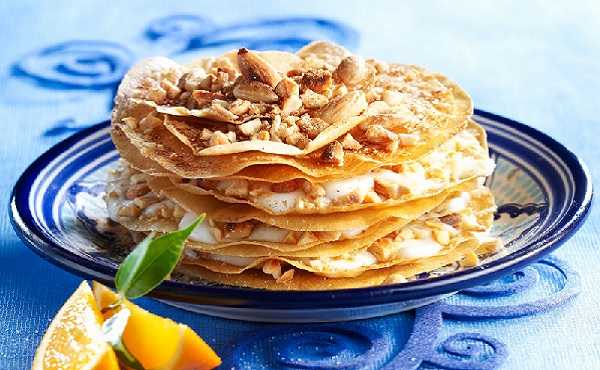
[0, 1, 598, 369]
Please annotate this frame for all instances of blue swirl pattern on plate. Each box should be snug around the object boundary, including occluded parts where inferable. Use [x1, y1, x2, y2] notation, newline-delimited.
[225, 256, 578, 369]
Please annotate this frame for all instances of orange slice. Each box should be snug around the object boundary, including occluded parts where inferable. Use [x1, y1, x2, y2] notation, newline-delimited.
[93, 281, 221, 370]
[31, 281, 119, 370]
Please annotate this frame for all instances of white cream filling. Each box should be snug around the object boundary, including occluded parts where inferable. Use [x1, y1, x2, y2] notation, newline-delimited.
[446, 192, 471, 213]
[392, 237, 443, 259]
[216, 130, 491, 214]
[180, 212, 218, 244]
[248, 224, 289, 242]
[323, 174, 374, 201]
[307, 250, 377, 272]
[341, 226, 368, 239]
[256, 191, 303, 215]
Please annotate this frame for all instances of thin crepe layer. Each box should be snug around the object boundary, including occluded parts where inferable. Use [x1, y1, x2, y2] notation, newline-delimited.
[168, 123, 490, 215]
[188, 185, 496, 257]
[177, 239, 479, 290]
[147, 176, 479, 231]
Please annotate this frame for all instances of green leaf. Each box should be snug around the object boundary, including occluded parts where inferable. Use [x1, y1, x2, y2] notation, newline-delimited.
[115, 214, 205, 299]
[102, 308, 145, 370]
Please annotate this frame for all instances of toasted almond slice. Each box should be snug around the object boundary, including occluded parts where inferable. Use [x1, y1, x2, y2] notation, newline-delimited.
[316, 91, 367, 124]
[233, 79, 279, 103]
[237, 48, 282, 88]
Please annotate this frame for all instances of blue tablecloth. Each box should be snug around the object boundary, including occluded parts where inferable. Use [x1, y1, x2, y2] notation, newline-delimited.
[1, 1, 598, 369]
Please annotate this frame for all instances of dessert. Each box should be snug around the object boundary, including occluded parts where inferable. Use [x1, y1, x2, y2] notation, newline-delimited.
[106, 41, 501, 290]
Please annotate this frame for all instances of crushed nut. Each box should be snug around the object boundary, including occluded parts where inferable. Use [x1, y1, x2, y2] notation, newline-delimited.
[192, 90, 226, 107]
[228, 99, 251, 115]
[281, 95, 303, 114]
[439, 214, 461, 227]
[333, 56, 367, 85]
[369, 238, 394, 262]
[433, 229, 451, 245]
[274, 77, 300, 99]
[237, 48, 281, 88]
[262, 259, 282, 279]
[276, 268, 295, 283]
[233, 78, 279, 103]
[316, 91, 367, 124]
[298, 115, 330, 139]
[460, 251, 480, 268]
[118, 203, 141, 218]
[208, 131, 232, 146]
[341, 133, 362, 150]
[320, 141, 344, 166]
[254, 130, 270, 141]
[301, 89, 329, 109]
[301, 69, 333, 94]
[365, 124, 399, 152]
[286, 132, 309, 149]
[239, 118, 262, 136]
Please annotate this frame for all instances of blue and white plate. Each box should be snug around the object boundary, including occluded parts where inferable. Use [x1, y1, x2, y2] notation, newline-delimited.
[9, 110, 592, 322]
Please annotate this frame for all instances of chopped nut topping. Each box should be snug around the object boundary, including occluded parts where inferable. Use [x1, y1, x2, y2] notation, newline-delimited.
[192, 90, 226, 107]
[301, 181, 326, 200]
[237, 48, 282, 88]
[281, 95, 303, 114]
[276, 268, 295, 283]
[320, 141, 344, 166]
[118, 203, 141, 218]
[440, 214, 461, 227]
[316, 91, 367, 124]
[254, 130, 270, 141]
[433, 229, 451, 245]
[333, 56, 367, 85]
[125, 183, 150, 200]
[301, 89, 329, 109]
[365, 124, 399, 152]
[286, 131, 309, 149]
[298, 115, 330, 139]
[262, 259, 282, 279]
[341, 133, 362, 150]
[228, 99, 251, 115]
[239, 118, 263, 136]
[369, 238, 394, 262]
[274, 77, 300, 99]
[208, 131, 232, 146]
[301, 69, 333, 94]
[374, 178, 408, 199]
[233, 79, 279, 103]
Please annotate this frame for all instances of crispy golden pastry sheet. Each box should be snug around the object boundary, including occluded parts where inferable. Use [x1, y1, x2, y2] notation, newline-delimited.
[147, 176, 480, 231]
[177, 239, 480, 290]
[111, 40, 473, 179]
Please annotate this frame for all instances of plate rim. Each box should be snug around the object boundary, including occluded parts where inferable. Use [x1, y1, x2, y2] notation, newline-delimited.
[9, 109, 593, 309]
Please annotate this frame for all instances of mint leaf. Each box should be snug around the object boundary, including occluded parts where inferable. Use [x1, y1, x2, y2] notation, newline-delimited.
[115, 214, 204, 299]
[102, 308, 145, 370]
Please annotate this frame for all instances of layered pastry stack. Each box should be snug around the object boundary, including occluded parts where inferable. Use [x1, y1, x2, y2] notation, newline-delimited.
[106, 41, 501, 290]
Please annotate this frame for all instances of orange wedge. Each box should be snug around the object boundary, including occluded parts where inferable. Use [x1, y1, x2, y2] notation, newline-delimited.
[93, 281, 221, 370]
[32, 281, 119, 370]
